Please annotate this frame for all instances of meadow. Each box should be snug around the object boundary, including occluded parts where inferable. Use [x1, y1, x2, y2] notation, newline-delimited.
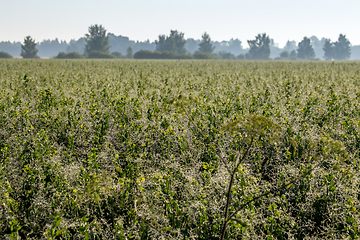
[1, 59, 360, 239]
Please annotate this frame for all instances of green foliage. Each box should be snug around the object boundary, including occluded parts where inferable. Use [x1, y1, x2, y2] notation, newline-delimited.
[280, 51, 290, 59]
[155, 30, 187, 55]
[134, 50, 193, 59]
[54, 52, 85, 59]
[297, 37, 315, 60]
[0, 51, 13, 58]
[0, 60, 359, 239]
[323, 39, 335, 60]
[247, 33, 270, 60]
[87, 50, 116, 59]
[237, 54, 246, 60]
[21, 36, 39, 58]
[126, 46, 133, 59]
[198, 32, 215, 54]
[334, 34, 351, 60]
[218, 51, 237, 60]
[193, 52, 212, 59]
[111, 51, 124, 58]
[84, 24, 110, 55]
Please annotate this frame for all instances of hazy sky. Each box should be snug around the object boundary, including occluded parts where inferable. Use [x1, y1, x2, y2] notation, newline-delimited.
[1, 0, 359, 47]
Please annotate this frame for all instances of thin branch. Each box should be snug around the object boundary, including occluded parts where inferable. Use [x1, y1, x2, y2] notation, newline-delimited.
[220, 138, 254, 240]
[228, 175, 302, 223]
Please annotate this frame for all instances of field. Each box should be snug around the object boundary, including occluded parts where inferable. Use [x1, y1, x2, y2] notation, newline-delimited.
[1, 59, 360, 239]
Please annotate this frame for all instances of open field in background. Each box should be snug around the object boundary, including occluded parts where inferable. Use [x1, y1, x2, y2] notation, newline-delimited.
[1, 59, 360, 239]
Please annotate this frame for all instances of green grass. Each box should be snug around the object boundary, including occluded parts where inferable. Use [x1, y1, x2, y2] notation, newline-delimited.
[1, 59, 360, 239]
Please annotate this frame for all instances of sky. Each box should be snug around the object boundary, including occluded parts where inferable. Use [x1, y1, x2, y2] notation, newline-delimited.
[1, 0, 359, 47]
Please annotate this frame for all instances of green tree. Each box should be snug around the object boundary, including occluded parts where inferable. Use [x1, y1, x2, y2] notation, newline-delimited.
[84, 24, 110, 55]
[280, 51, 290, 58]
[323, 39, 335, 60]
[155, 30, 186, 55]
[21, 36, 38, 58]
[297, 37, 315, 60]
[127, 46, 133, 58]
[334, 34, 351, 60]
[246, 33, 270, 60]
[198, 32, 215, 54]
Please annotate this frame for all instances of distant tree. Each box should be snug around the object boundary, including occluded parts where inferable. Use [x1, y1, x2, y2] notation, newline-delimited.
[237, 54, 246, 60]
[155, 30, 186, 55]
[55, 52, 85, 59]
[85, 24, 110, 55]
[297, 37, 315, 60]
[218, 51, 236, 59]
[21, 36, 38, 58]
[198, 32, 215, 54]
[193, 52, 212, 59]
[127, 46, 133, 58]
[334, 34, 351, 60]
[323, 39, 335, 60]
[66, 38, 86, 54]
[247, 33, 270, 60]
[290, 50, 297, 60]
[228, 38, 242, 55]
[112, 52, 123, 58]
[87, 50, 115, 59]
[0, 51, 13, 58]
[280, 51, 290, 58]
[284, 40, 297, 53]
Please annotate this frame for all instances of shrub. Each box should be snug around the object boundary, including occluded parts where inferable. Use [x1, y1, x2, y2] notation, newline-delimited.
[0, 51, 13, 58]
[111, 52, 123, 59]
[87, 50, 116, 59]
[193, 52, 212, 59]
[237, 54, 246, 60]
[54, 52, 85, 59]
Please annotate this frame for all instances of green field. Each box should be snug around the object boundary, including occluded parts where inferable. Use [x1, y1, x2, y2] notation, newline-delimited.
[1, 59, 360, 239]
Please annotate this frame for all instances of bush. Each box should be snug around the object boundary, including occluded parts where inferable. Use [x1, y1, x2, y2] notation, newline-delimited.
[280, 51, 290, 58]
[111, 52, 124, 59]
[54, 52, 85, 59]
[219, 51, 237, 60]
[237, 54, 246, 60]
[193, 52, 212, 59]
[134, 50, 193, 59]
[0, 51, 13, 58]
[87, 50, 116, 59]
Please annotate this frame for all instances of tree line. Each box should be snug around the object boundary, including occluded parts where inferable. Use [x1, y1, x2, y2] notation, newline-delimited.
[0, 24, 353, 60]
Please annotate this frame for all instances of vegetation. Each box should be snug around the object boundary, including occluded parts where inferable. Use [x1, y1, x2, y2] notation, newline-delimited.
[0, 51, 12, 58]
[246, 33, 270, 60]
[85, 24, 110, 55]
[134, 50, 193, 59]
[21, 36, 39, 58]
[155, 30, 187, 55]
[54, 52, 85, 59]
[297, 37, 315, 60]
[323, 34, 351, 60]
[1, 59, 360, 239]
[87, 50, 116, 59]
[198, 32, 215, 54]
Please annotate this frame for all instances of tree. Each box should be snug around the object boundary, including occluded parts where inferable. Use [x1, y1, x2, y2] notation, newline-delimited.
[280, 51, 290, 58]
[297, 37, 315, 60]
[246, 33, 270, 60]
[21, 36, 38, 58]
[323, 39, 335, 60]
[290, 50, 297, 60]
[85, 24, 110, 55]
[198, 32, 215, 54]
[127, 46, 133, 58]
[155, 30, 186, 55]
[334, 34, 351, 60]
